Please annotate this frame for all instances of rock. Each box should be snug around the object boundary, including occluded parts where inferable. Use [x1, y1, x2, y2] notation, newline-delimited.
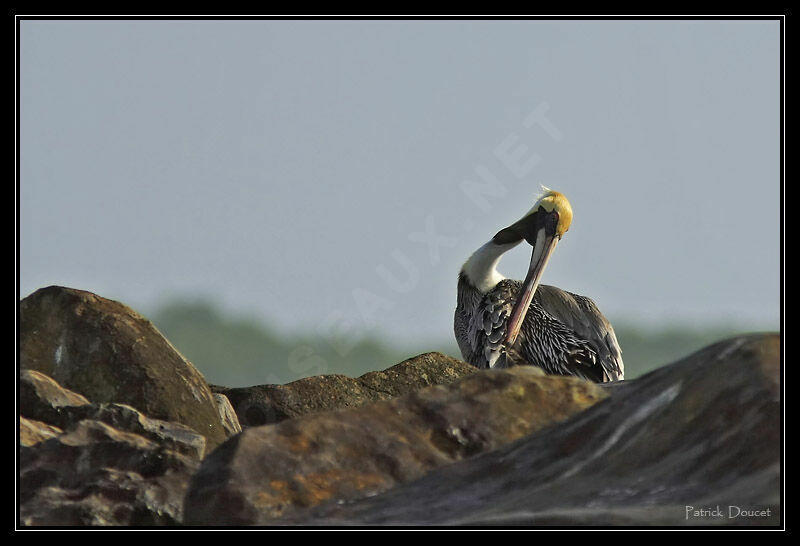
[18, 370, 207, 525]
[20, 369, 91, 425]
[272, 334, 780, 526]
[63, 403, 207, 460]
[211, 352, 477, 427]
[19, 417, 62, 447]
[184, 366, 607, 524]
[20, 286, 227, 450]
[20, 368, 207, 459]
[356, 351, 478, 396]
[212, 393, 242, 437]
[19, 419, 200, 526]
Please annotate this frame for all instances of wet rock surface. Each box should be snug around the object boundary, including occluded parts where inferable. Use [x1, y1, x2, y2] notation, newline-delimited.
[20, 286, 227, 450]
[184, 367, 608, 524]
[211, 352, 476, 427]
[269, 334, 780, 526]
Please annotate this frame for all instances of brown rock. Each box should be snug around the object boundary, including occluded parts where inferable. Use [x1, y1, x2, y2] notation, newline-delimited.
[212, 393, 242, 437]
[184, 366, 606, 524]
[62, 403, 207, 460]
[19, 419, 200, 526]
[356, 351, 479, 396]
[212, 352, 477, 427]
[275, 334, 780, 526]
[20, 369, 90, 425]
[20, 368, 207, 459]
[19, 417, 62, 447]
[20, 286, 226, 450]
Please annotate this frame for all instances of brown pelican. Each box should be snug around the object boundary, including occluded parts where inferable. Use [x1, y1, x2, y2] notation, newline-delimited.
[454, 188, 623, 382]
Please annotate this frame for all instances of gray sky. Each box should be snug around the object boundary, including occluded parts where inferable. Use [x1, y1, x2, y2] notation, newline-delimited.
[19, 19, 781, 345]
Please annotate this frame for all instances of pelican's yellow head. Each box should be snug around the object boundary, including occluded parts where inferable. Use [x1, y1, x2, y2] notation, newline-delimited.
[528, 187, 573, 238]
[493, 187, 574, 245]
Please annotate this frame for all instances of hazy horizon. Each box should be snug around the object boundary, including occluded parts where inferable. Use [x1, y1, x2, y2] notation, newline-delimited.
[19, 19, 781, 348]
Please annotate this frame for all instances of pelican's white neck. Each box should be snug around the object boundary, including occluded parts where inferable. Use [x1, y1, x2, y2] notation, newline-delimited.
[461, 239, 521, 294]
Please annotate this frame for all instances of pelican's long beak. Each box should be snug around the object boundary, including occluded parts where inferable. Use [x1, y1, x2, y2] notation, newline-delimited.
[504, 228, 559, 346]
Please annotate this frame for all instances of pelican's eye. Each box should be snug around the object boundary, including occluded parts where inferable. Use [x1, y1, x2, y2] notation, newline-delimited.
[544, 211, 559, 235]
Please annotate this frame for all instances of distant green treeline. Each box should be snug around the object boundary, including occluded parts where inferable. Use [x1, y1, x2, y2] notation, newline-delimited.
[150, 299, 770, 388]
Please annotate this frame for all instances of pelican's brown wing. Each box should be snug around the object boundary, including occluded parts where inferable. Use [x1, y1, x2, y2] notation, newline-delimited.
[531, 284, 624, 381]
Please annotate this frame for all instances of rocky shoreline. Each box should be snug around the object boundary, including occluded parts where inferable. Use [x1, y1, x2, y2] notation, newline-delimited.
[18, 286, 781, 527]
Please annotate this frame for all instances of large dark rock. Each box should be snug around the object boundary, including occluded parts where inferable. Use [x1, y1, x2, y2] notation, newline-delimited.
[184, 366, 607, 524]
[270, 334, 780, 526]
[19, 419, 201, 526]
[20, 286, 227, 450]
[212, 352, 477, 427]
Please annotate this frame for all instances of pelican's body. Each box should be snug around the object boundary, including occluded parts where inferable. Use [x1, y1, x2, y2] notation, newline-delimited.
[454, 189, 623, 382]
